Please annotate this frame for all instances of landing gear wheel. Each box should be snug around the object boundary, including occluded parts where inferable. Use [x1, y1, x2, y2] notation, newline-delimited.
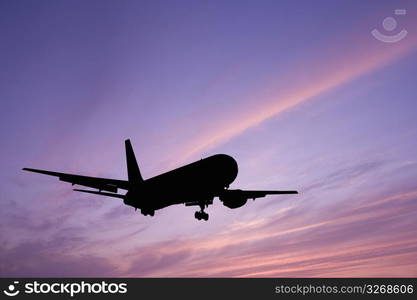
[194, 211, 202, 220]
[141, 209, 155, 217]
[194, 211, 209, 221]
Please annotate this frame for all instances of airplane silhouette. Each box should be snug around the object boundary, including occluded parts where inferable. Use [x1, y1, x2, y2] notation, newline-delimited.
[23, 139, 298, 221]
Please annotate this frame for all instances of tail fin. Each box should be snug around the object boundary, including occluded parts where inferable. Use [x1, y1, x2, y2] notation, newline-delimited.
[125, 139, 143, 184]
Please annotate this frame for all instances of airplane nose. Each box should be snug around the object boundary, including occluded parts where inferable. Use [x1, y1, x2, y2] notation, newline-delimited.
[216, 154, 238, 184]
[227, 155, 238, 176]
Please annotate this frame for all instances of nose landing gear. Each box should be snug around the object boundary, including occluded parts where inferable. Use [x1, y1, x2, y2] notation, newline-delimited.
[141, 208, 155, 216]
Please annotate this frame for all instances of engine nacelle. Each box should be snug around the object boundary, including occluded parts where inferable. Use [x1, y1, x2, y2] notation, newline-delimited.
[123, 191, 137, 207]
[220, 189, 248, 209]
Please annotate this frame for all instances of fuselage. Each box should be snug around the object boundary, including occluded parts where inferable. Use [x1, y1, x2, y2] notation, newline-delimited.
[124, 154, 238, 210]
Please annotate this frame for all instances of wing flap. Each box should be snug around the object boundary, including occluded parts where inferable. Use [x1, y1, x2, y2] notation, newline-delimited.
[59, 176, 118, 193]
[73, 189, 125, 199]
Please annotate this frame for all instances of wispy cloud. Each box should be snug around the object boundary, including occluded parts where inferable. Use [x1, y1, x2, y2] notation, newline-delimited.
[118, 187, 417, 277]
[174, 34, 417, 164]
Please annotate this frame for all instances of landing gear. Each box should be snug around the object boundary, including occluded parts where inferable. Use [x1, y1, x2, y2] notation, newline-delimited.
[194, 211, 209, 221]
[141, 208, 155, 216]
[194, 201, 209, 221]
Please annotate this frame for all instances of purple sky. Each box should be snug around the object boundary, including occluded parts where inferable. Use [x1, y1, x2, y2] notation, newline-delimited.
[1, 0, 417, 277]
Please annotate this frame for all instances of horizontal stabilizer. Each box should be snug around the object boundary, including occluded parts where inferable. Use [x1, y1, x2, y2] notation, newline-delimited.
[73, 189, 125, 199]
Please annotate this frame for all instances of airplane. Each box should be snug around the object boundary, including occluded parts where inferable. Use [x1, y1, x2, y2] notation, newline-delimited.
[23, 139, 298, 221]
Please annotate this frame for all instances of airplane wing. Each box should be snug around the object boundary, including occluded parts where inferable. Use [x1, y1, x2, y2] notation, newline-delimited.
[22, 168, 129, 192]
[239, 190, 298, 199]
[215, 189, 297, 211]
[219, 189, 298, 200]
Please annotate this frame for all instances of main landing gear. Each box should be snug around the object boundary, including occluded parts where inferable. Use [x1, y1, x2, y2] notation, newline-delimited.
[195, 210, 209, 221]
[195, 202, 209, 221]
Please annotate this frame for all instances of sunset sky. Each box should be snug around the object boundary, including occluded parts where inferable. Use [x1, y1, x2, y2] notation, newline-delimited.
[1, 0, 417, 277]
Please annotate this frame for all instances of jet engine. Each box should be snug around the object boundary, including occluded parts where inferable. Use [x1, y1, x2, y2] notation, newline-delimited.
[220, 189, 248, 209]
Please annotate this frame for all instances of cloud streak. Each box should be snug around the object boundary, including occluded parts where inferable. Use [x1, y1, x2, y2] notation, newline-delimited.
[119, 187, 417, 277]
[175, 33, 417, 164]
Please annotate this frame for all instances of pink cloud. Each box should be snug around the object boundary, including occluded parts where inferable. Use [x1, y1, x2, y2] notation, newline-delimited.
[115, 188, 417, 277]
[170, 30, 417, 165]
